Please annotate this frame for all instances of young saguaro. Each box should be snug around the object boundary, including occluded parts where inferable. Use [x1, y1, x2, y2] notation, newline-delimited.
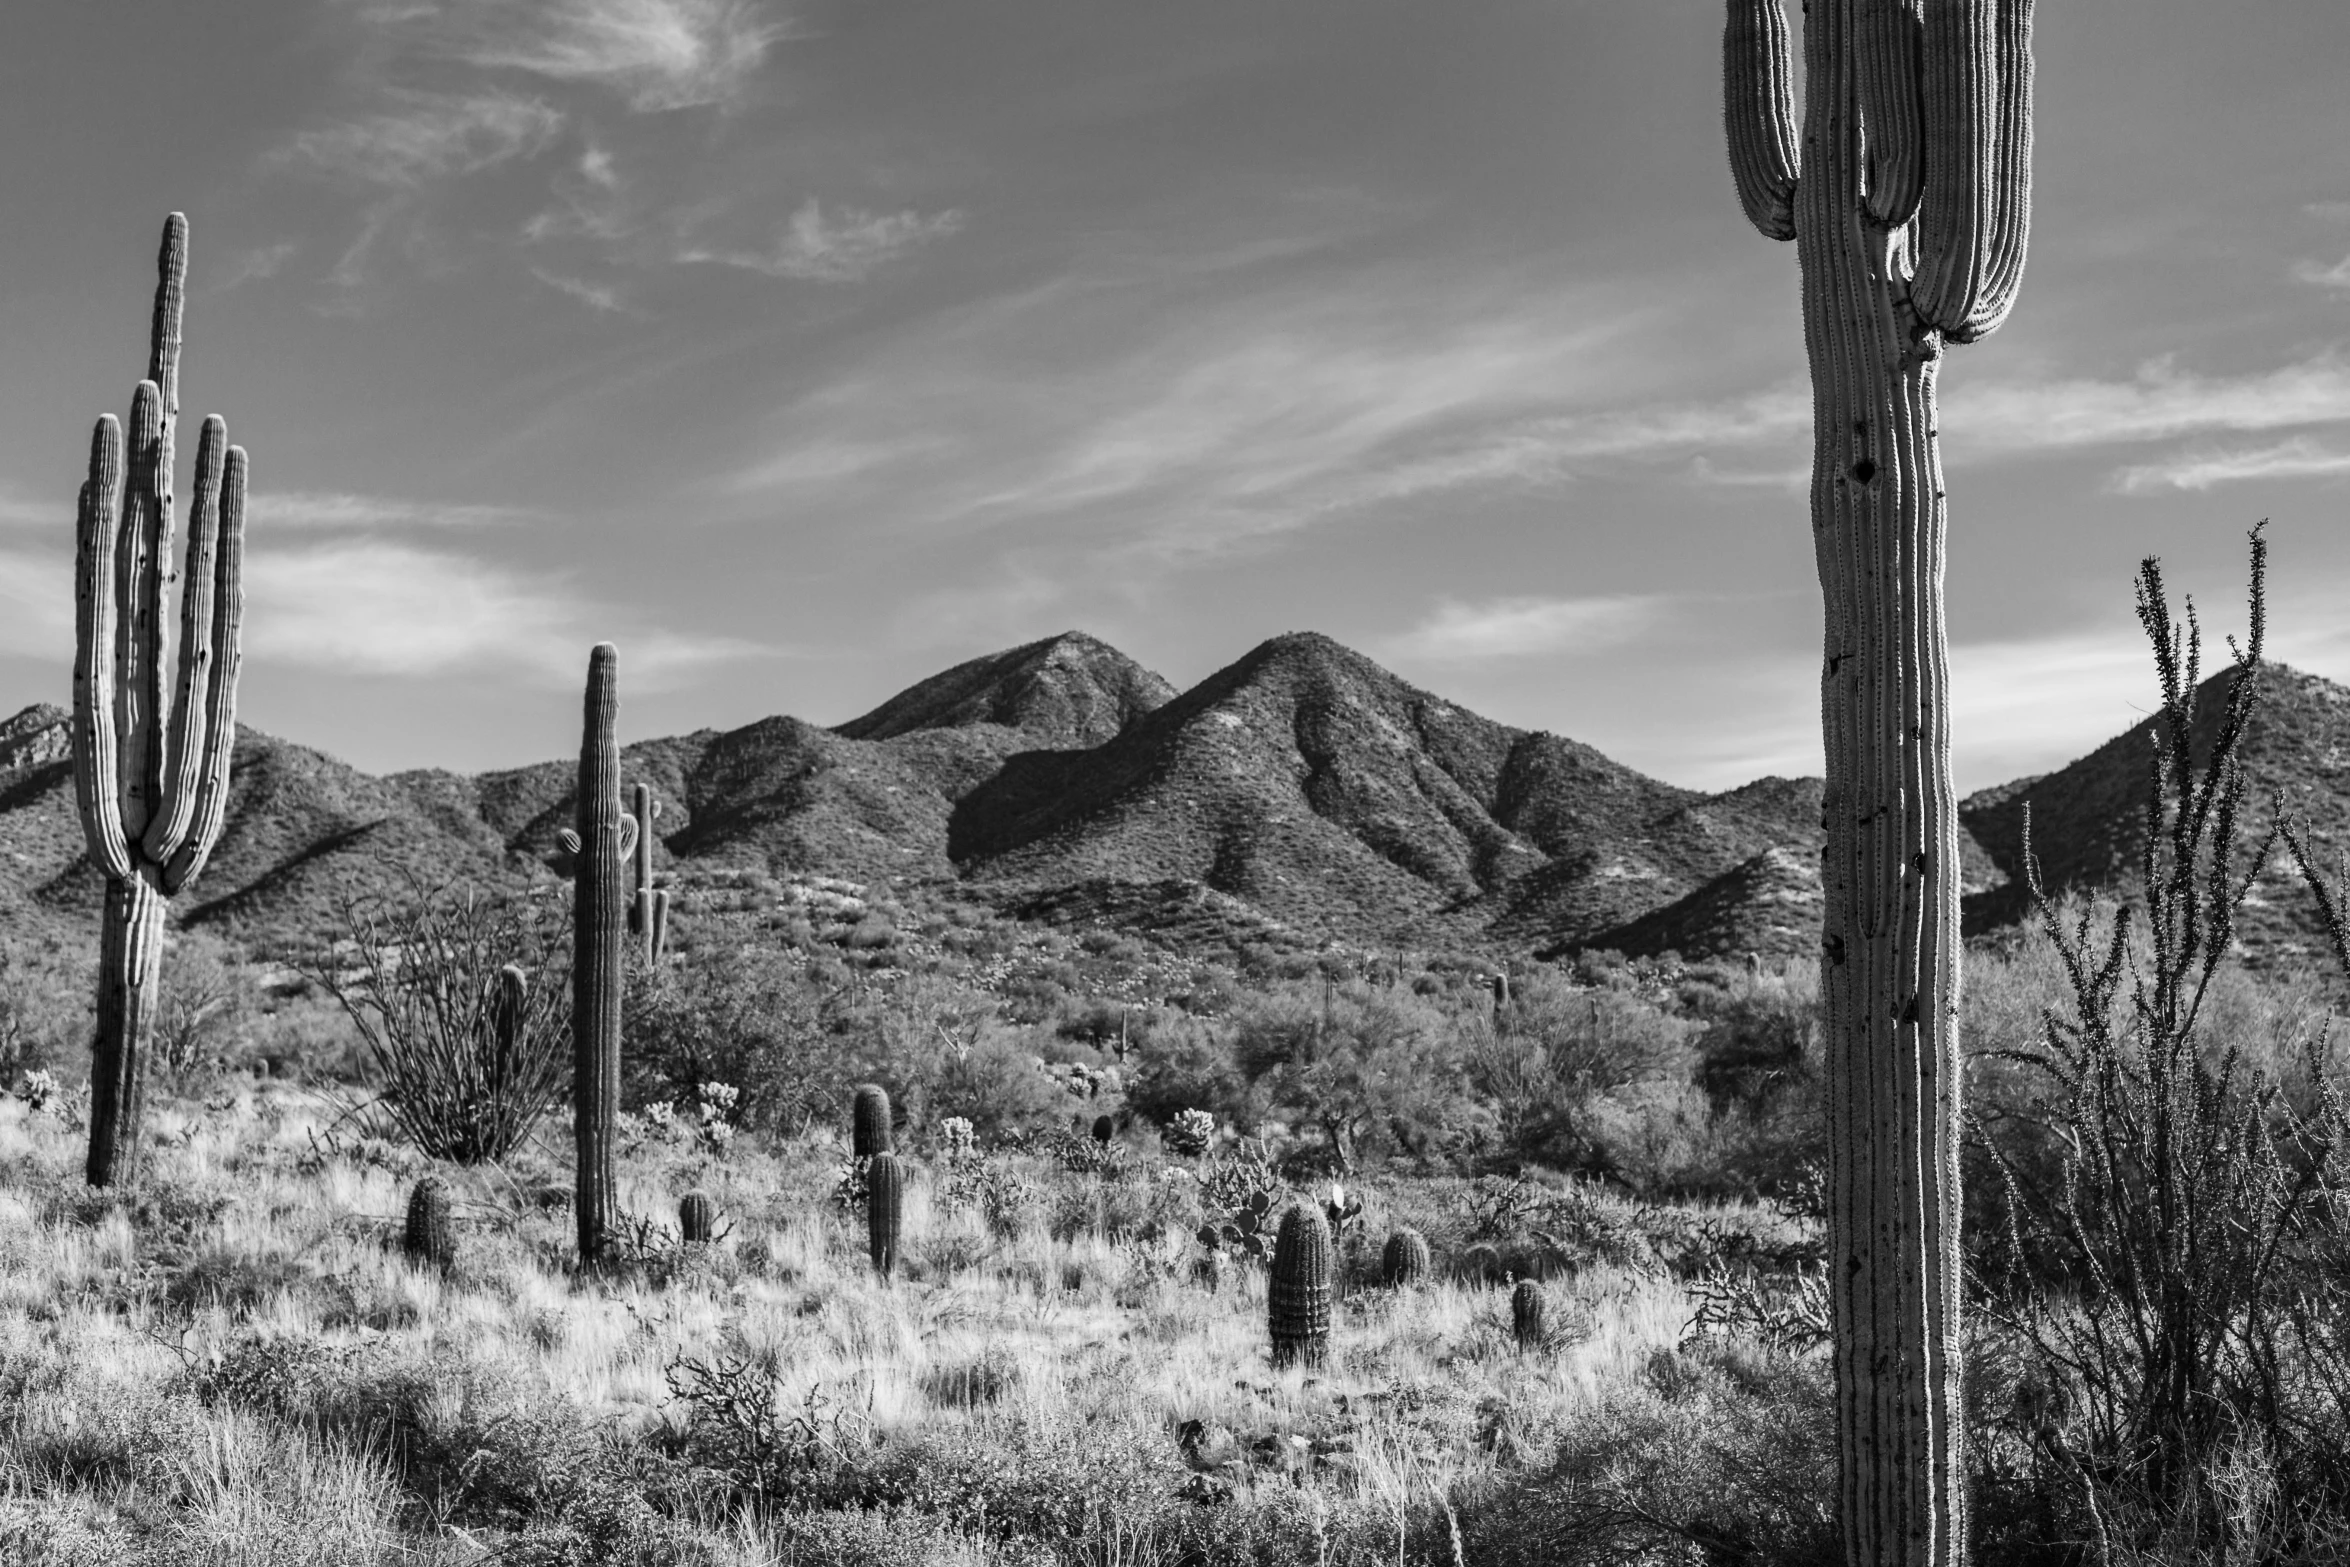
[72, 213, 249, 1189]
[1724, 4, 2033, 1563]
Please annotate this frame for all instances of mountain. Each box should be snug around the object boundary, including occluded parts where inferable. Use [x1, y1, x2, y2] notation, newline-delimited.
[1958, 663, 2350, 969]
[6, 632, 2343, 970]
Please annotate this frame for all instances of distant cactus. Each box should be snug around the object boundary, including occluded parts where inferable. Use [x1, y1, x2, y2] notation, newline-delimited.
[1381, 1228, 1431, 1288]
[852, 1083, 893, 1158]
[1090, 1112, 1115, 1146]
[679, 1188, 715, 1244]
[72, 214, 249, 1189]
[868, 1152, 905, 1280]
[1459, 1242, 1502, 1285]
[1269, 1206, 1333, 1370]
[403, 1177, 456, 1273]
[1512, 1279, 1547, 1350]
[627, 782, 670, 963]
[1164, 1107, 1216, 1157]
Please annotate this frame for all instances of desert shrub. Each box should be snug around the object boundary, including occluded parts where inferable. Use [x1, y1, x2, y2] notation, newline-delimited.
[151, 936, 258, 1092]
[1125, 1018, 1250, 1132]
[1230, 980, 1481, 1171]
[1462, 970, 1701, 1173]
[626, 942, 852, 1134]
[297, 869, 572, 1162]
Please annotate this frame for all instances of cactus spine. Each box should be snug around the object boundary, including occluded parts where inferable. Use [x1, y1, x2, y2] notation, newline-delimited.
[404, 1176, 457, 1273]
[572, 644, 630, 1266]
[867, 1152, 905, 1279]
[1511, 1279, 1547, 1351]
[1381, 1228, 1430, 1288]
[627, 782, 670, 963]
[1724, 3, 2031, 1559]
[679, 1188, 715, 1245]
[72, 214, 249, 1189]
[852, 1083, 893, 1158]
[1268, 1205, 1332, 1370]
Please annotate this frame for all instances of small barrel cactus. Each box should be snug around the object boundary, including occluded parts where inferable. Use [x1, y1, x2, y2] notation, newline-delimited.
[1269, 1205, 1333, 1370]
[868, 1152, 905, 1280]
[1381, 1228, 1431, 1288]
[1459, 1242, 1502, 1285]
[403, 1176, 456, 1274]
[1512, 1279, 1548, 1350]
[1090, 1112, 1115, 1146]
[679, 1188, 715, 1244]
[852, 1083, 893, 1158]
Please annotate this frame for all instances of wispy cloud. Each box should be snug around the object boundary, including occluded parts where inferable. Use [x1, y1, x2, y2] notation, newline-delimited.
[285, 89, 563, 186]
[429, 0, 785, 111]
[529, 267, 627, 311]
[2108, 437, 2350, 494]
[1947, 354, 2350, 453]
[1381, 594, 1666, 662]
[243, 491, 542, 530]
[2293, 255, 2350, 291]
[245, 540, 776, 684]
[215, 243, 299, 291]
[680, 199, 967, 281]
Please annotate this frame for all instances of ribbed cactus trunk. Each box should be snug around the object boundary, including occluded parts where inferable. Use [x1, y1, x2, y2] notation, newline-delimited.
[1725, 4, 2032, 1562]
[573, 645, 627, 1266]
[73, 214, 248, 1189]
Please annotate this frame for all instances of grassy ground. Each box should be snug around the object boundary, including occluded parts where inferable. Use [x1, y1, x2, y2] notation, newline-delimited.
[0, 1087, 1793, 1566]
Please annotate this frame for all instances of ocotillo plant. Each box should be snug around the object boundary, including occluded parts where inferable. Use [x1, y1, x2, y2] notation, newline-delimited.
[1381, 1228, 1430, 1288]
[567, 645, 635, 1266]
[852, 1083, 893, 1158]
[71, 213, 249, 1189]
[678, 1188, 715, 1245]
[1511, 1279, 1547, 1351]
[403, 1176, 456, 1274]
[1724, 4, 2032, 1557]
[1268, 1205, 1332, 1369]
[627, 782, 670, 963]
[868, 1152, 905, 1280]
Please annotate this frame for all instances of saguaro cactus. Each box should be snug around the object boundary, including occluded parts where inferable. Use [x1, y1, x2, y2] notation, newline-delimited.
[868, 1152, 905, 1279]
[852, 1083, 893, 1158]
[1268, 1206, 1332, 1369]
[72, 213, 249, 1189]
[1723, 3, 2031, 1559]
[627, 782, 671, 963]
[569, 644, 636, 1266]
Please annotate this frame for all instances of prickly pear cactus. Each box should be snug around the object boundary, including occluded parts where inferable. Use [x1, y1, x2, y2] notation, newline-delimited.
[1268, 1205, 1333, 1370]
[1511, 1279, 1547, 1351]
[679, 1188, 715, 1245]
[867, 1152, 906, 1280]
[852, 1083, 893, 1158]
[403, 1176, 456, 1274]
[1381, 1228, 1431, 1288]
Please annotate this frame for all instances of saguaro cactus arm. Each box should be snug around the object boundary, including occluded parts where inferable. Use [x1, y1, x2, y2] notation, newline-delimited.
[1724, 0, 1801, 240]
[1857, 0, 1925, 226]
[72, 416, 132, 882]
[162, 443, 245, 894]
[1910, 0, 2035, 340]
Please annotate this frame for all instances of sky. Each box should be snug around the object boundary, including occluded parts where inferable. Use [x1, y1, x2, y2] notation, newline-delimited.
[2, 0, 2348, 795]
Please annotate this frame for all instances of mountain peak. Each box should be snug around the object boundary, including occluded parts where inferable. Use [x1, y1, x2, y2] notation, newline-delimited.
[832, 631, 1176, 749]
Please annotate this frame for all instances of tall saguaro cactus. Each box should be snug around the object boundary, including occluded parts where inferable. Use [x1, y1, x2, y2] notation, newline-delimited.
[1724, 3, 2032, 1561]
[72, 213, 249, 1189]
[570, 644, 636, 1265]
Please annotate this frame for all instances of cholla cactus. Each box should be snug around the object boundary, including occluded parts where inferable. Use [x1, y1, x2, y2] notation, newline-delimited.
[403, 1176, 456, 1274]
[72, 214, 249, 1189]
[868, 1152, 906, 1280]
[678, 1188, 715, 1245]
[852, 1083, 893, 1158]
[1381, 1228, 1431, 1288]
[937, 1116, 977, 1160]
[1722, 5, 2032, 1556]
[1164, 1108, 1216, 1158]
[1268, 1205, 1333, 1370]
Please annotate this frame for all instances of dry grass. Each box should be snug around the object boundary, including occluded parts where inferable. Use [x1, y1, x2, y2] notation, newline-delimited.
[0, 1088, 1748, 1566]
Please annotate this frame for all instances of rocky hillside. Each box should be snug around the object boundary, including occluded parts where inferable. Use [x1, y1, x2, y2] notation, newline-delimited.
[6, 632, 2344, 968]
